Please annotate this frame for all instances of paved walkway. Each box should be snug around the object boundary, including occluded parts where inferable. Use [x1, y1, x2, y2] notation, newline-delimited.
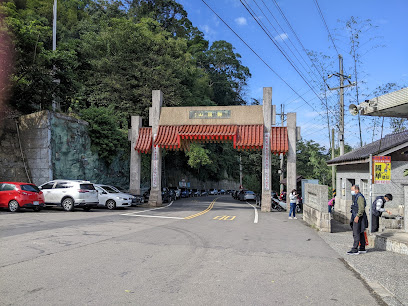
[318, 219, 408, 306]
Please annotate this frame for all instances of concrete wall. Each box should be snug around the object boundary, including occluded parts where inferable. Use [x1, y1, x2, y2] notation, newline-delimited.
[19, 111, 52, 185]
[405, 186, 408, 232]
[0, 118, 30, 182]
[303, 183, 331, 232]
[7, 111, 130, 188]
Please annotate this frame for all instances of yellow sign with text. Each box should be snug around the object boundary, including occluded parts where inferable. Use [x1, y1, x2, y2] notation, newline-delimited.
[373, 156, 391, 184]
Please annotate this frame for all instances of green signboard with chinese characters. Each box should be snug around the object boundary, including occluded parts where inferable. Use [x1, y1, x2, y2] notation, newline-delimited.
[189, 110, 231, 119]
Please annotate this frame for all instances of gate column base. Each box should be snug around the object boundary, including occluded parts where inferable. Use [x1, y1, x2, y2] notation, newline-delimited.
[261, 194, 271, 212]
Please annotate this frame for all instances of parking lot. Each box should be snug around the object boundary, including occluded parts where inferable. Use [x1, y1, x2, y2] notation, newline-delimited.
[0, 195, 380, 305]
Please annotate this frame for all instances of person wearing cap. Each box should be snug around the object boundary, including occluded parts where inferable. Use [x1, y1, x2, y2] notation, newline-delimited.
[371, 193, 393, 232]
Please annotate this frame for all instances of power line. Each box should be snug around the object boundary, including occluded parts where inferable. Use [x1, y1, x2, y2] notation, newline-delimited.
[313, 0, 339, 55]
[240, 0, 338, 120]
[201, 0, 328, 122]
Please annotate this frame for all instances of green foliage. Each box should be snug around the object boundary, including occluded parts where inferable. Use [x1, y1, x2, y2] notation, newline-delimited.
[79, 106, 127, 164]
[185, 143, 212, 170]
[404, 169, 408, 177]
[2, 0, 255, 185]
[297, 140, 332, 185]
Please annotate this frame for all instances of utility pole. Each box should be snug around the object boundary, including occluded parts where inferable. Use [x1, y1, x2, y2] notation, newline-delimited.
[277, 104, 285, 194]
[328, 54, 355, 156]
[331, 128, 335, 189]
[239, 153, 242, 188]
[52, 0, 60, 111]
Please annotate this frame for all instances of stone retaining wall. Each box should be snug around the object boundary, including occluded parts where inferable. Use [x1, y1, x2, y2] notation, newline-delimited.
[303, 183, 331, 232]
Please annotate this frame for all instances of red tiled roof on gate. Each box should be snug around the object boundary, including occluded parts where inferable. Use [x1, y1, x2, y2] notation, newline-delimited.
[236, 125, 263, 150]
[135, 125, 289, 153]
[270, 127, 288, 155]
[154, 125, 179, 150]
[178, 125, 237, 141]
[135, 127, 152, 153]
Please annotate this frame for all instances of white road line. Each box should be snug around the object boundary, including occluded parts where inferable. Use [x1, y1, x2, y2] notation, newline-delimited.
[124, 215, 184, 220]
[120, 201, 174, 216]
[246, 202, 259, 224]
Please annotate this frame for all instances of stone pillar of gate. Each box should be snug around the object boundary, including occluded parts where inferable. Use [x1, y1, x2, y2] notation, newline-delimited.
[129, 116, 142, 195]
[148, 90, 163, 207]
[261, 87, 272, 212]
[286, 112, 297, 211]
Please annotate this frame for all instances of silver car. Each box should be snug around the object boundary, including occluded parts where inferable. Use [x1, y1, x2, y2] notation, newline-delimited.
[39, 180, 99, 211]
[243, 191, 256, 201]
[95, 185, 132, 210]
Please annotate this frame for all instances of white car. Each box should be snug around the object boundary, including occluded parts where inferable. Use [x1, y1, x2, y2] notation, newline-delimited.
[95, 184, 132, 210]
[39, 180, 99, 211]
[209, 189, 218, 195]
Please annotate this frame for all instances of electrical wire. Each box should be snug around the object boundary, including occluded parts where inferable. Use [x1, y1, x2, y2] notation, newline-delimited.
[313, 0, 339, 55]
[239, 0, 338, 123]
[201, 0, 328, 122]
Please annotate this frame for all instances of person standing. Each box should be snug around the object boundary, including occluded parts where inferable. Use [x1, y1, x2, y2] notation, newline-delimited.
[328, 197, 335, 213]
[347, 185, 368, 255]
[288, 189, 297, 220]
[371, 193, 393, 232]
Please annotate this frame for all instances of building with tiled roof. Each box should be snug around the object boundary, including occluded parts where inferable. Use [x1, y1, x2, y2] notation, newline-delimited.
[327, 131, 408, 225]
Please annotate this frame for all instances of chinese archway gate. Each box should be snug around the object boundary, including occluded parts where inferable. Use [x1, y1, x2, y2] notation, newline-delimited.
[129, 88, 297, 212]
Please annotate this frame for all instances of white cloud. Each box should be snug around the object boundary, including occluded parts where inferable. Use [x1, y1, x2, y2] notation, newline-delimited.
[274, 33, 289, 42]
[235, 17, 247, 26]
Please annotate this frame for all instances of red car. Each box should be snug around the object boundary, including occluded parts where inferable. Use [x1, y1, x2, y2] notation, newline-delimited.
[0, 182, 45, 212]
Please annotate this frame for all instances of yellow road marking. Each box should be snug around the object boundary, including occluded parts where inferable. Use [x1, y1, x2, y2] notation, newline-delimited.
[184, 199, 216, 219]
[213, 215, 236, 221]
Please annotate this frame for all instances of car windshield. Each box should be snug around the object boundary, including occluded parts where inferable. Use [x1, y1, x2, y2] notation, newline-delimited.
[100, 186, 118, 193]
[80, 184, 96, 190]
[246, 191, 254, 194]
[21, 184, 40, 193]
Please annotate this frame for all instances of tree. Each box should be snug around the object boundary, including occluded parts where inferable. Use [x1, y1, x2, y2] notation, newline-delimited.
[185, 143, 212, 170]
[296, 139, 332, 185]
[197, 40, 251, 106]
[80, 106, 127, 164]
[337, 16, 384, 146]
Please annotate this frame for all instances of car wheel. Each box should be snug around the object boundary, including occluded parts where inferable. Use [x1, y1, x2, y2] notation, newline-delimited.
[8, 200, 20, 212]
[83, 207, 92, 212]
[33, 207, 42, 212]
[62, 198, 74, 211]
[106, 200, 116, 210]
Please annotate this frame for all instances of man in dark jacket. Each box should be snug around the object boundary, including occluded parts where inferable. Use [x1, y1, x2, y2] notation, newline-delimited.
[371, 194, 393, 232]
[347, 185, 368, 255]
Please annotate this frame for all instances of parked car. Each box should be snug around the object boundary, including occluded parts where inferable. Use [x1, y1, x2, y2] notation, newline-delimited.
[0, 182, 45, 212]
[168, 187, 181, 199]
[209, 189, 218, 195]
[94, 184, 132, 210]
[219, 189, 226, 195]
[237, 190, 247, 201]
[201, 189, 208, 196]
[242, 190, 256, 201]
[180, 188, 189, 198]
[192, 189, 200, 197]
[112, 186, 144, 205]
[143, 188, 151, 203]
[39, 180, 98, 211]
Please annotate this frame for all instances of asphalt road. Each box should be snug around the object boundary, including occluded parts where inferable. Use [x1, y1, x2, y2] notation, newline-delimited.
[0, 195, 381, 305]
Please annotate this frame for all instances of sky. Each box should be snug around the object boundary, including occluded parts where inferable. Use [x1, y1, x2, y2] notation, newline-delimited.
[178, 0, 408, 150]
